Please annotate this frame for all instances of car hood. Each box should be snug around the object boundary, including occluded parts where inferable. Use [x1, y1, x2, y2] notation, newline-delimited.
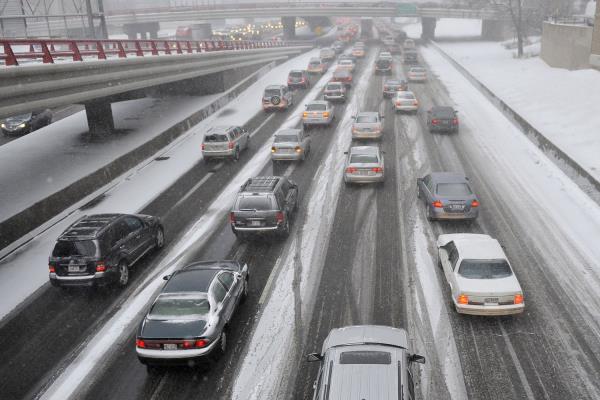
[3, 114, 32, 124]
[456, 275, 521, 295]
[140, 318, 208, 339]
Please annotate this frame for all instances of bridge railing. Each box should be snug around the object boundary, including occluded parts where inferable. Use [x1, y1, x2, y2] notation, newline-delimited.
[0, 38, 309, 66]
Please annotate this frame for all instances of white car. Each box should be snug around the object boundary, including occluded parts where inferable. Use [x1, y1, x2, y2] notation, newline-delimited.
[343, 146, 384, 184]
[336, 59, 355, 72]
[408, 66, 427, 82]
[302, 100, 335, 128]
[379, 51, 392, 60]
[393, 90, 419, 113]
[437, 234, 525, 316]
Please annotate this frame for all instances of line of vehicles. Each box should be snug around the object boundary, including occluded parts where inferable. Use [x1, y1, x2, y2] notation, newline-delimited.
[43, 29, 525, 399]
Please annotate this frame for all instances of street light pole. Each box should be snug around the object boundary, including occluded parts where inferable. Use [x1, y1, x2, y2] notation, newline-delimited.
[85, 0, 96, 38]
[97, 0, 108, 39]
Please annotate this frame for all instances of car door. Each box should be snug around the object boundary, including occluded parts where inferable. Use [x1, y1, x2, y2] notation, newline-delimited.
[112, 220, 137, 263]
[122, 217, 147, 262]
[230, 129, 240, 150]
[444, 244, 460, 295]
[285, 180, 299, 216]
[218, 271, 240, 319]
[240, 127, 250, 149]
[211, 279, 230, 326]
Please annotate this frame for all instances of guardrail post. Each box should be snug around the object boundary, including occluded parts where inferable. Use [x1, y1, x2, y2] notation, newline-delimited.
[41, 42, 54, 64]
[96, 41, 107, 60]
[2, 41, 18, 66]
[70, 41, 83, 62]
[185, 41, 192, 53]
[175, 41, 183, 54]
[134, 41, 144, 57]
[116, 41, 127, 58]
[163, 41, 171, 55]
[150, 41, 159, 55]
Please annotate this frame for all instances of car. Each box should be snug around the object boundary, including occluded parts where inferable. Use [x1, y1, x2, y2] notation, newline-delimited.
[374, 57, 392, 74]
[136, 260, 249, 369]
[403, 38, 416, 49]
[319, 47, 336, 62]
[1, 109, 52, 135]
[351, 111, 384, 140]
[351, 46, 365, 58]
[393, 90, 419, 113]
[403, 49, 418, 64]
[307, 325, 425, 400]
[427, 106, 459, 133]
[344, 146, 384, 185]
[408, 66, 427, 82]
[383, 35, 395, 46]
[287, 69, 310, 90]
[336, 58, 355, 72]
[302, 100, 335, 129]
[436, 234, 525, 316]
[48, 213, 164, 288]
[331, 69, 353, 87]
[354, 41, 365, 48]
[202, 126, 250, 162]
[378, 51, 392, 60]
[307, 57, 327, 74]
[339, 53, 357, 63]
[262, 85, 294, 111]
[323, 81, 347, 102]
[229, 176, 299, 239]
[387, 43, 402, 54]
[417, 172, 480, 221]
[271, 128, 311, 161]
[382, 78, 408, 98]
[332, 41, 345, 54]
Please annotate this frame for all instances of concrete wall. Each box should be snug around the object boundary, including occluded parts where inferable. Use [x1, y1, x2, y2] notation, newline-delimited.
[541, 21, 593, 70]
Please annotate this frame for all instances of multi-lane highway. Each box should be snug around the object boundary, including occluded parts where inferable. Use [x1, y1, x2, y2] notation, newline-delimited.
[1, 35, 600, 400]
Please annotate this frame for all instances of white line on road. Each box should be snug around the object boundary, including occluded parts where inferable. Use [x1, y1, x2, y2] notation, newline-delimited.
[171, 171, 215, 210]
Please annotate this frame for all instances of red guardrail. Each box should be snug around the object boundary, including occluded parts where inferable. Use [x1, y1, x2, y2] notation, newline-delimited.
[0, 38, 297, 66]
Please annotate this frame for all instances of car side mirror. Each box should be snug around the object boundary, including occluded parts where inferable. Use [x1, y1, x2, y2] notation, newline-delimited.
[409, 354, 426, 364]
[162, 275, 171, 281]
[306, 353, 323, 362]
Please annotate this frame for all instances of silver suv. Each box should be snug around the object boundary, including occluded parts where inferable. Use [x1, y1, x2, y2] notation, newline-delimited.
[202, 126, 250, 162]
[307, 325, 425, 400]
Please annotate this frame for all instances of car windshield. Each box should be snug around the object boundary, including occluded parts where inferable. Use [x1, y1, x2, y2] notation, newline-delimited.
[436, 182, 471, 196]
[52, 240, 96, 257]
[356, 115, 378, 123]
[149, 295, 210, 319]
[264, 88, 281, 97]
[433, 109, 455, 118]
[309, 61, 320, 66]
[306, 103, 327, 111]
[274, 134, 298, 142]
[204, 133, 228, 142]
[238, 196, 273, 210]
[350, 154, 378, 163]
[458, 259, 513, 279]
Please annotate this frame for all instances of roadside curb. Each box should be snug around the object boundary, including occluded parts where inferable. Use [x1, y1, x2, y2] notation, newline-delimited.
[428, 40, 600, 197]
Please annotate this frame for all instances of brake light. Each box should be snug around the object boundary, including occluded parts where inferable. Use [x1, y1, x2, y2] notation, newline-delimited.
[96, 262, 106, 272]
[228, 142, 234, 149]
[457, 294, 469, 305]
[471, 200, 480, 208]
[48, 265, 55, 273]
[303, 112, 308, 118]
[413, 100, 419, 106]
[431, 119, 439, 125]
[372, 167, 383, 173]
[322, 112, 330, 118]
[201, 143, 205, 150]
[182, 340, 194, 349]
[229, 212, 235, 223]
[346, 167, 357, 173]
[271, 147, 276, 153]
[514, 294, 524, 304]
[195, 339, 209, 348]
[452, 118, 459, 125]
[295, 146, 302, 153]
[395, 101, 401, 106]
[276, 211, 285, 223]
[432, 200, 443, 208]
[136, 339, 146, 348]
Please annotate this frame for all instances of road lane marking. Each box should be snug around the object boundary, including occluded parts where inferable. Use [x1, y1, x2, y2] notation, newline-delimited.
[499, 322, 537, 400]
[250, 114, 276, 138]
[171, 171, 215, 210]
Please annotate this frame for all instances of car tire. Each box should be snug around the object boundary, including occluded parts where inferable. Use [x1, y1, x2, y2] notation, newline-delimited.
[233, 147, 240, 162]
[438, 256, 443, 269]
[281, 218, 290, 238]
[155, 227, 165, 249]
[426, 205, 435, 221]
[214, 329, 228, 360]
[241, 277, 249, 303]
[117, 260, 129, 287]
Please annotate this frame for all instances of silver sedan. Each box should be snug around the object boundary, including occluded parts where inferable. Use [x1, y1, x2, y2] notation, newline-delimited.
[352, 111, 384, 140]
[344, 146, 385, 184]
[271, 128, 311, 161]
[393, 90, 419, 113]
[302, 100, 335, 129]
[417, 172, 480, 221]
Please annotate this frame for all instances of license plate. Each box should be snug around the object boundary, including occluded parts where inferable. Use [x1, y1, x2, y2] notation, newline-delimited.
[68, 265, 81, 273]
[164, 343, 177, 350]
[450, 204, 465, 210]
[485, 298, 499, 304]
[250, 220, 262, 227]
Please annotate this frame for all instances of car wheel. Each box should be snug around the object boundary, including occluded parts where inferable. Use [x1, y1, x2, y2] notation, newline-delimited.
[426, 205, 434, 221]
[233, 147, 240, 162]
[281, 218, 290, 238]
[155, 227, 165, 249]
[214, 329, 228, 360]
[117, 261, 129, 287]
[438, 256, 443, 269]
[241, 277, 249, 303]
[246, 137, 251, 150]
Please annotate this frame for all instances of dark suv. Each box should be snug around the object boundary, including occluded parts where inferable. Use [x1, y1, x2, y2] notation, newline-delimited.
[48, 214, 164, 288]
[229, 176, 299, 239]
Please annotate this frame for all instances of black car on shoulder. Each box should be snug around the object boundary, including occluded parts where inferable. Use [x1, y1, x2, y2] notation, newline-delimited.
[48, 213, 164, 288]
[230, 176, 299, 240]
[136, 260, 249, 370]
[1, 109, 52, 136]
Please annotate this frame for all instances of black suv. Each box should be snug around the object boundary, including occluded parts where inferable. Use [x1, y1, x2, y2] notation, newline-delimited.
[48, 214, 164, 288]
[229, 176, 299, 239]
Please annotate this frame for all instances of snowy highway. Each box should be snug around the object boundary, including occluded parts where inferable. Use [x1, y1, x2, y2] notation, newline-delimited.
[1, 33, 600, 400]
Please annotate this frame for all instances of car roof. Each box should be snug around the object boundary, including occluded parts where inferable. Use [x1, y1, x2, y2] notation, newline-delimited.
[163, 268, 219, 294]
[350, 146, 379, 155]
[431, 106, 455, 113]
[265, 84, 283, 90]
[429, 171, 468, 183]
[59, 214, 123, 240]
[241, 176, 282, 193]
[323, 325, 409, 353]
[276, 128, 301, 135]
[309, 57, 321, 62]
[385, 79, 402, 84]
[449, 234, 507, 260]
[207, 125, 236, 134]
[289, 69, 304, 73]
[307, 100, 329, 106]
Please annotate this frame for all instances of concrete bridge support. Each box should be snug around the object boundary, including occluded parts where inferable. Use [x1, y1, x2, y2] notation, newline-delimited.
[421, 17, 437, 40]
[85, 100, 115, 136]
[481, 19, 511, 41]
[282, 16, 296, 39]
[190, 23, 213, 40]
[123, 22, 160, 40]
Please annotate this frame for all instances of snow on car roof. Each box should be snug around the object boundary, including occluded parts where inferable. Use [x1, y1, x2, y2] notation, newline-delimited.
[441, 234, 506, 261]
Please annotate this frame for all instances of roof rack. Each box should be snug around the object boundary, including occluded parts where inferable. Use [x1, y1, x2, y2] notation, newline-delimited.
[241, 176, 280, 193]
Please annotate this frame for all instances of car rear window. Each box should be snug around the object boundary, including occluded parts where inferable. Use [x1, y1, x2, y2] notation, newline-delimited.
[204, 133, 228, 142]
[397, 92, 415, 99]
[458, 259, 513, 279]
[411, 68, 426, 73]
[340, 60, 352, 64]
[436, 183, 471, 196]
[339, 351, 391, 365]
[334, 70, 349, 78]
[350, 154, 378, 163]
[356, 115, 378, 123]
[264, 88, 281, 97]
[433, 109, 455, 118]
[52, 240, 96, 257]
[149, 296, 210, 319]
[289, 71, 303, 78]
[306, 103, 327, 111]
[274, 134, 299, 143]
[309, 61, 320, 66]
[326, 84, 342, 90]
[377, 59, 390, 66]
[238, 196, 273, 210]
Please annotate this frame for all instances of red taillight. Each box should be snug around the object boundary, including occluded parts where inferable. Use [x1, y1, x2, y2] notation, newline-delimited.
[431, 119, 439, 125]
[471, 200, 480, 208]
[195, 339, 209, 348]
[276, 211, 285, 223]
[48, 265, 55, 273]
[96, 262, 106, 272]
[457, 294, 469, 305]
[432, 200, 443, 208]
[372, 167, 383, 173]
[229, 212, 235, 223]
[182, 340, 194, 349]
[136, 339, 146, 348]
[201, 143, 205, 150]
[346, 167, 357, 173]
[514, 294, 524, 304]
[452, 118, 459, 125]
[228, 142, 234, 149]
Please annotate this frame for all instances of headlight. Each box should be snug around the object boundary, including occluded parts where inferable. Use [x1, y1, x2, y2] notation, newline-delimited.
[0, 123, 5, 128]
[18, 123, 26, 128]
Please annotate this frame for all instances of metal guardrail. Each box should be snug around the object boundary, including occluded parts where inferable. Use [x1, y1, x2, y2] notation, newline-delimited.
[0, 38, 309, 66]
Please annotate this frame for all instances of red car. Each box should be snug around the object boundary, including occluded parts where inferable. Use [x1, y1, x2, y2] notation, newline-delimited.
[287, 70, 310, 90]
[331, 69, 353, 87]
